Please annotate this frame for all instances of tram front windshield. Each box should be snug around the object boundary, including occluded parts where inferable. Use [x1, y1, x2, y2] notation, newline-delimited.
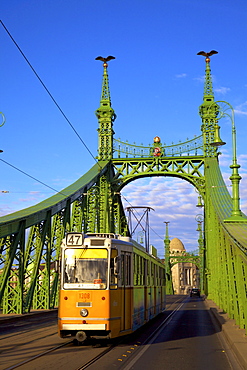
[63, 248, 108, 289]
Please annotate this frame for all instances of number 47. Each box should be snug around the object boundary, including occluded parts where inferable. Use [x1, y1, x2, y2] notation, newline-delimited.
[66, 233, 83, 246]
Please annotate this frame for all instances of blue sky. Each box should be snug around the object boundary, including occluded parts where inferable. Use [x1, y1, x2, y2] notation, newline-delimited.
[1, 0, 247, 257]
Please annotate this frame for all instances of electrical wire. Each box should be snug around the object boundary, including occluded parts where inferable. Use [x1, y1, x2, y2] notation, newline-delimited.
[0, 158, 68, 196]
[0, 20, 101, 169]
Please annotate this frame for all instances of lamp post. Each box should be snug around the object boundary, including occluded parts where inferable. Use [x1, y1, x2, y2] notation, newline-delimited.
[210, 101, 246, 222]
[164, 221, 173, 294]
[164, 221, 170, 262]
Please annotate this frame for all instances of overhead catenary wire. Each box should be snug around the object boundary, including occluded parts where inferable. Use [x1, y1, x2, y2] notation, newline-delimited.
[0, 158, 68, 197]
[0, 20, 101, 169]
[120, 193, 164, 241]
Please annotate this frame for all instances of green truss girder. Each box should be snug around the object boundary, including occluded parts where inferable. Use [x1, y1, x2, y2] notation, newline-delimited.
[169, 254, 201, 269]
[111, 156, 205, 191]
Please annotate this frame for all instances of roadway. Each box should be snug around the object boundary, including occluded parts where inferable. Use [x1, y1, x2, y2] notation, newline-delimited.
[0, 295, 246, 370]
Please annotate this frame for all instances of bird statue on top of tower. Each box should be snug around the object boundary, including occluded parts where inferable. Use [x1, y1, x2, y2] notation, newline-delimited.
[197, 50, 218, 62]
[95, 56, 115, 67]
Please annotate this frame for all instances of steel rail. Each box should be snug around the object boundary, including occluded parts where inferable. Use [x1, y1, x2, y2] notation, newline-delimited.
[4, 340, 73, 370]
[76, 295, 188, 370]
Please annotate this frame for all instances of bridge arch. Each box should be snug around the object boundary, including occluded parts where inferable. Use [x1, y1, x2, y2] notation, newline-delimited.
[111, 157, 206, 196]
[118, 174, 203, 254]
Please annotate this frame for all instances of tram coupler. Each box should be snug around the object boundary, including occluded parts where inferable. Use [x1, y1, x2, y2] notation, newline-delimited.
[75, 331, 87, 343]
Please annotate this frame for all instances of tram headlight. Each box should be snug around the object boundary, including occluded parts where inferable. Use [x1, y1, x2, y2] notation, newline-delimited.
[80, 308, 89, 317]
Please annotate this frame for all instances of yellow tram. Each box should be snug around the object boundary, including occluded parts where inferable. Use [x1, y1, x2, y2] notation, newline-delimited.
[58, 233, 166, 342]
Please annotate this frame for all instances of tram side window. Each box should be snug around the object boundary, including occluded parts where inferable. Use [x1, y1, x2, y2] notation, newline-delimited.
[143, 259, 147, 286]
[160, 266, 165, 285]
[140, 257, 145, 285]
[153, 264, 156, 286]
[134, 254, 147, 286]
[134, 253, 138, 286]
[121, 254, 124, 286]
[151, 262, 154, 286]
[125, 254, 131, 286]
[147, 260, 150, 285]
[121, 252, 131, 286]
[110, 249, 118, 289]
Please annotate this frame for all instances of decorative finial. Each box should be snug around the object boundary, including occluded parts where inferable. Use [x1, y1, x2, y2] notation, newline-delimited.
[197, 50, 218, 63]
[154, 136, 161, 143]
[95, 55, 115, 67]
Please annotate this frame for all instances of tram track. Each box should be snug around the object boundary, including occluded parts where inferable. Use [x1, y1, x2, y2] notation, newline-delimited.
[0, 330, 59, 355]
[1, 296, 187, 370]
[4, 340, 73, 370]
[76, 296, 188, 370]
[0, 326, 57, 342]
[120, 299, 187, 370]
[75, 342, 119, 370]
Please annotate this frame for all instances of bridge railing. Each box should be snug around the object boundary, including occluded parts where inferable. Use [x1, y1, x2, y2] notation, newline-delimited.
[113, 135, 203, 158]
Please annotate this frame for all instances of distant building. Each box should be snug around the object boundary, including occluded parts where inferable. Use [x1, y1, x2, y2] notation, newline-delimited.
[169, 238, 200, 294]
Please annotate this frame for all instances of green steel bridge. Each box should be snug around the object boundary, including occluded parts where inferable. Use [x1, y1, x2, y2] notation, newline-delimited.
[0, 53, 246, 334]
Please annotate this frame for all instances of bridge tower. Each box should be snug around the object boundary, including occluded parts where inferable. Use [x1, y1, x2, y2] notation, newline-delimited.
[198, 52, 221, 157]
[95, 57, 116, 160]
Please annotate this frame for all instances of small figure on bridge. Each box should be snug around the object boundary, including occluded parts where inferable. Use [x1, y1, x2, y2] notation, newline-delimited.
[153, 147, 162, 157]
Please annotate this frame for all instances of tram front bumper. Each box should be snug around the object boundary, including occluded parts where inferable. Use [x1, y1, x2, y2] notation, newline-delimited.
[62, 323, 106, 330]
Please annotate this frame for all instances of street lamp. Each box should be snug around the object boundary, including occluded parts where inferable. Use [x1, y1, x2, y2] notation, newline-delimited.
[164, 221, 170, 259]
[163, 221, 173, 294]
[210, 101, 246, 222]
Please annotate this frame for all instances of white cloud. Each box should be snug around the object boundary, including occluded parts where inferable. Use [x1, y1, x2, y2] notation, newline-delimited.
[218, 151, 231, 167]
[215, 86, 230, 95]
[234, 101, 247, 115]
[238, 154, 247, 169]
[0, 191, 48, 216]
[175, 73, 187, 78]
[193, 75, 204, 83]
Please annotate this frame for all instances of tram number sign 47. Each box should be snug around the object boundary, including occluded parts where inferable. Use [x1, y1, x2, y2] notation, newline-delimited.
[66, 233, 84, 246]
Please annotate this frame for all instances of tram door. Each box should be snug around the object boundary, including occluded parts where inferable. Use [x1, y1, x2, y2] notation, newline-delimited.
[120, 252, 132, 331]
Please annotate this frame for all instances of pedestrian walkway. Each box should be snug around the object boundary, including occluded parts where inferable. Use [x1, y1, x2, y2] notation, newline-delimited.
[205, 299, 247, 369]
[0, 309, 57, 325]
